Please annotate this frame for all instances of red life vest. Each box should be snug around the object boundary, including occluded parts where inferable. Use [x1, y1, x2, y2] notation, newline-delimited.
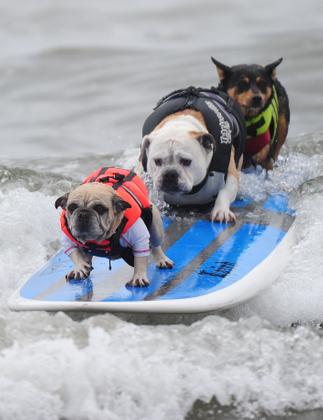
[245, 129, 271, 156]
[60, 167, 151, 258]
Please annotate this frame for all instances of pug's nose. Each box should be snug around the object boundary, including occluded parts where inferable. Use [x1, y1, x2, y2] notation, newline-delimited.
[78, 209, 89, 220]
[251, 95, 262, 107]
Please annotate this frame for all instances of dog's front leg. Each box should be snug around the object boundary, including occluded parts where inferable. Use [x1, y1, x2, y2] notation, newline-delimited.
[127, 255, 150, 287]
[212, 149, 240, 223]
[149, 204, 174, 269]
[66, 248, 93, 280]
[272, 113, 289, 162]
[253, 144, 270, 165]
[212, 174, 238, 223]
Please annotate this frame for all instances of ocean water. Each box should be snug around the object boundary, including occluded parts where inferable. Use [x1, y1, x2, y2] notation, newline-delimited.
[1, 0, 323, 419]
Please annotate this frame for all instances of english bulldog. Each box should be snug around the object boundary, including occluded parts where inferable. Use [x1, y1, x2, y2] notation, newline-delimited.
[139, 87, 246, 222]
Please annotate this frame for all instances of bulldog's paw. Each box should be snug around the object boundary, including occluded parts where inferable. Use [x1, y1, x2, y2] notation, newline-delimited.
[211, 206, 236, 223]
[156, 255, 174, 269]
[127, 273, 150, 287]
[66, 263, 93, 281]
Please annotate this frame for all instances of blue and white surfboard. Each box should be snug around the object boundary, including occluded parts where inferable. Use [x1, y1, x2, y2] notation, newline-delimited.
[8, 193, 296, 313]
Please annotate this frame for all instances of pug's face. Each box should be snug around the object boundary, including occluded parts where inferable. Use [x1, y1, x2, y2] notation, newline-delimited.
[140, 129, 215, 194]
[55, 183, 130, 243]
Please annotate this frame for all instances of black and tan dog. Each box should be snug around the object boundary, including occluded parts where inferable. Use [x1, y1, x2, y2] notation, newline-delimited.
[211, 57, 290, 170]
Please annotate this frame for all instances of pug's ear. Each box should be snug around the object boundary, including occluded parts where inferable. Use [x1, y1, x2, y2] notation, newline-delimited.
[265, 58, 283, 80]
[112, 195, 131, 214]
[55, 193, 69, 209]
[139, 135, 151, 172]
[211, 57, 232, 81]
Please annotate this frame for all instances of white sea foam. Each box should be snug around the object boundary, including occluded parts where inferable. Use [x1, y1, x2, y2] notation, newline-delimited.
[239, 152, 323, 202]
[0, 188, 60, 307]
[2, 312, 323, 419]
[0, 147, 323, 419]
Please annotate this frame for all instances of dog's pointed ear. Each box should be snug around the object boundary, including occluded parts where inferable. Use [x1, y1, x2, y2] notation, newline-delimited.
[265, 58, 283, 80]
[139, 135, 151, 172]
[197, 133, 215, 151]
[112, 195, 131, 214]
[55, 193, 69, 209]
[211, 57, 231, 81]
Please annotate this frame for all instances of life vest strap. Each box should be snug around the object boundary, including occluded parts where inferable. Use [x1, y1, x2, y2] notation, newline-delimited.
[143, 86, 246, 176]
[88, 167, 108, 182]
[88, 167, 135, 186]
[110, 170, 136, 190]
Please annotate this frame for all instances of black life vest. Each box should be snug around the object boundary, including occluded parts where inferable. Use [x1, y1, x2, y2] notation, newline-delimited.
[142, 86, 246, 174]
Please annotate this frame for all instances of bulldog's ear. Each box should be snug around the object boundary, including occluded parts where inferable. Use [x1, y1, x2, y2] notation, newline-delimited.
[211, 57, 231, 81]
[265, 58, 283, 80]
[197, 133, 215, 151]
[55, 193, 69, 209]
[139, 135, 151, 172]
[112, 195, 131, 214]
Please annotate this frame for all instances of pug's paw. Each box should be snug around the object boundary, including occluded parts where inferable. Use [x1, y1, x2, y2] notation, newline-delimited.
[127, 273, 150, 287]
[152, 246, 174, 269]
[156, 255, 174, 269]
[65, 263, 93, 281]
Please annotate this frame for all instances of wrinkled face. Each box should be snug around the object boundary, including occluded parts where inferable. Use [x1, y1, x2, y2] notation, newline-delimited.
[226, 65, 273, 117]
[56, 183, 130, 243]
[141, 129, 214, 194]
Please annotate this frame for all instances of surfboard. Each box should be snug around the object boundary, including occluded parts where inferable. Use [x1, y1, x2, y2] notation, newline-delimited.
[8, 192, 296, 313]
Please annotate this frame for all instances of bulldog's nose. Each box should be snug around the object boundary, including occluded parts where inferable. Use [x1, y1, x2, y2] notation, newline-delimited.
[163, 170, 178, 183]
[161, 170, 179, 191]
[251, 95, 262, 108]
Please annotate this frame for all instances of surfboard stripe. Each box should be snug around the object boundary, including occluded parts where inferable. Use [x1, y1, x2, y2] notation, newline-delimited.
[234, 207, 294, 231]
[158, 223, 285, 300]
[100, 220, 230, 302]
[231, 197, 253, 208]
[144, 222, 243, 300]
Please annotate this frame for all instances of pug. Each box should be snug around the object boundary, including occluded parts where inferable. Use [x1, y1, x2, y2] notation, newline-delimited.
[55, 180, 173, 287]
[140, 87, 246, 222]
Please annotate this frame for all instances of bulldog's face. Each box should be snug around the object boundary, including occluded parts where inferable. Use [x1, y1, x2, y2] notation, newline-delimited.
[55, 183, 130, 243]
[140, 128, 215, 194]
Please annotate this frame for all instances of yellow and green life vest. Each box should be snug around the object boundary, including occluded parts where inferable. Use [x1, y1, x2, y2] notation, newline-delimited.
[245, 86, 279, 145]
